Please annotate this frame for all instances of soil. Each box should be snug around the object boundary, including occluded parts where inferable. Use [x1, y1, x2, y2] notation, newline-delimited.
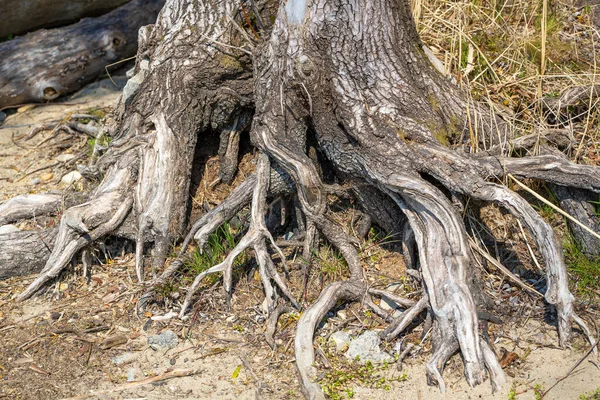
[1, 77, 599, 400]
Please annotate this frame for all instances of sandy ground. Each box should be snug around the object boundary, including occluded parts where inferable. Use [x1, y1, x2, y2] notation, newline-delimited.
[0, 78, 599, 400]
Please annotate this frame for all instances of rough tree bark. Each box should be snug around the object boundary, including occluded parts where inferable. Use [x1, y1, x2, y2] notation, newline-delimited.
[2, 0, 599, 398]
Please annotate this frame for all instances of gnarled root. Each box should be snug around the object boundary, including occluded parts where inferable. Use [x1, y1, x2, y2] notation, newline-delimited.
[295, 280, 364, 400]
[0, 193, 62, 225]
[19, 164, 134, 299]
[179, 154, 298, 317]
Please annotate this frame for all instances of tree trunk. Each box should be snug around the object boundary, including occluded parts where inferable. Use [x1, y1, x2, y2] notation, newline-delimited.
[0, 0, 164, 109]
[0, 0, 130, 38]
[3, 0, 599, 398]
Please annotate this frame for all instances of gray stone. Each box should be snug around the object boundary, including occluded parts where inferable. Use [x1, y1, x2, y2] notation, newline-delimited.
[148, 330, 178, 350]
[330, 331, 351, 352]
[61, 170, 83, 185]
[122, 61, 149, 103]
[121, 72, 145, 103]
[345, 331, 394, 364]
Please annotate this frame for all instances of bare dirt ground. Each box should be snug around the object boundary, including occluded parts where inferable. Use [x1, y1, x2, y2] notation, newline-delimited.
[0, 257, 598, 400]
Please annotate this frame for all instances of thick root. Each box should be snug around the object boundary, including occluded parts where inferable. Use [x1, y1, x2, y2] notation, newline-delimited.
[295, 280, 363, 400]
[19, 164, 134, 300]
[0, 193, 62, 225]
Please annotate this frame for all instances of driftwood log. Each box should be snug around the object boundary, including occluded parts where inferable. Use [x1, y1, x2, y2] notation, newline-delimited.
[2, 0, 599, 398]
[0, 0, 130, 38]
[0, 0, 164, 109]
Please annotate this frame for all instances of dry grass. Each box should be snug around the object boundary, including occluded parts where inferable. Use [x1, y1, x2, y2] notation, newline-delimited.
[417, 0, 600, 164]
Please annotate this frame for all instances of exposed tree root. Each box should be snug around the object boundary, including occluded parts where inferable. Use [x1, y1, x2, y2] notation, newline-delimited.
[0, 193, 62, 225]
[5, 0, 600, 399]
[19, 164, 134, 300]
[178, 154, 298, 316]
[295, 280, 364, 400]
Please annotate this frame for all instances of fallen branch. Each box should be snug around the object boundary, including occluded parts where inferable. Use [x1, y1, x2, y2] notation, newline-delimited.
[59, 368, 197, 400]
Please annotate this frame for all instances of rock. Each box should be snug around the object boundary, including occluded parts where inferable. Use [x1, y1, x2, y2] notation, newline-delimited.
[56, 154, 76, 163]
[40, 172, 54, 181]
[148, 330, 178, 350]
[112, 352, 137, 365]
[330, 331, 351, 352]
[345, 331, 394, 364]
[61, 170, 83, 185]
[0, 111, 6, 123]
[0, 224, 20, 234]
[121, 73, 143, 103]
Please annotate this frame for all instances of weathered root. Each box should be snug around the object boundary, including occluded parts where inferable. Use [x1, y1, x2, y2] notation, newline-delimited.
[295, 280, 364, 400]
[470, 181, 596, 349]
[382, 295, 428, 341]
[0, 193, 62, 225]
[19, 165, 134, 300]
[179, 154, 298, 317]
[377, 173, 505, 390]
[265, 303, 293, 350]
[552, 185, 600, 257]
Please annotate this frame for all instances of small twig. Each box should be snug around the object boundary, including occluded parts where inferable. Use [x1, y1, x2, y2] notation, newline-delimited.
[469, 238, 544, 298]
[396, 342, 415, 371]
[238, 353, 265, 395]
[540, 340, 599, 398]
[508, 174, 600, 242]
[59, 368, 197, 400]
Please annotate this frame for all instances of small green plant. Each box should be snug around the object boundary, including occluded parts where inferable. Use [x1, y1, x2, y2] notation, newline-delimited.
[533, 384, 545, 400]
[508, 384, 518, 400]
[315, 244, 348, 280]
[319, 348, 408, 400]
[87, 135, 111, 156]
[563, 236, 600, 299]
[182, 222, 245, 285]
[579, 387, 600, 400]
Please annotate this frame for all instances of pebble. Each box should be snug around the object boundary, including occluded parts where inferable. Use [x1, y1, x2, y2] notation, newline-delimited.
[379, 298, 403, 318]
[148, 330, 179, 350]
[61, 170, 83, 185]
[56, 154, 76, 163]
[330, 331, 352, 352]
[112, 352, 137, 365]
[127, 368, 136, 382]
[40, 172, 53, 182]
